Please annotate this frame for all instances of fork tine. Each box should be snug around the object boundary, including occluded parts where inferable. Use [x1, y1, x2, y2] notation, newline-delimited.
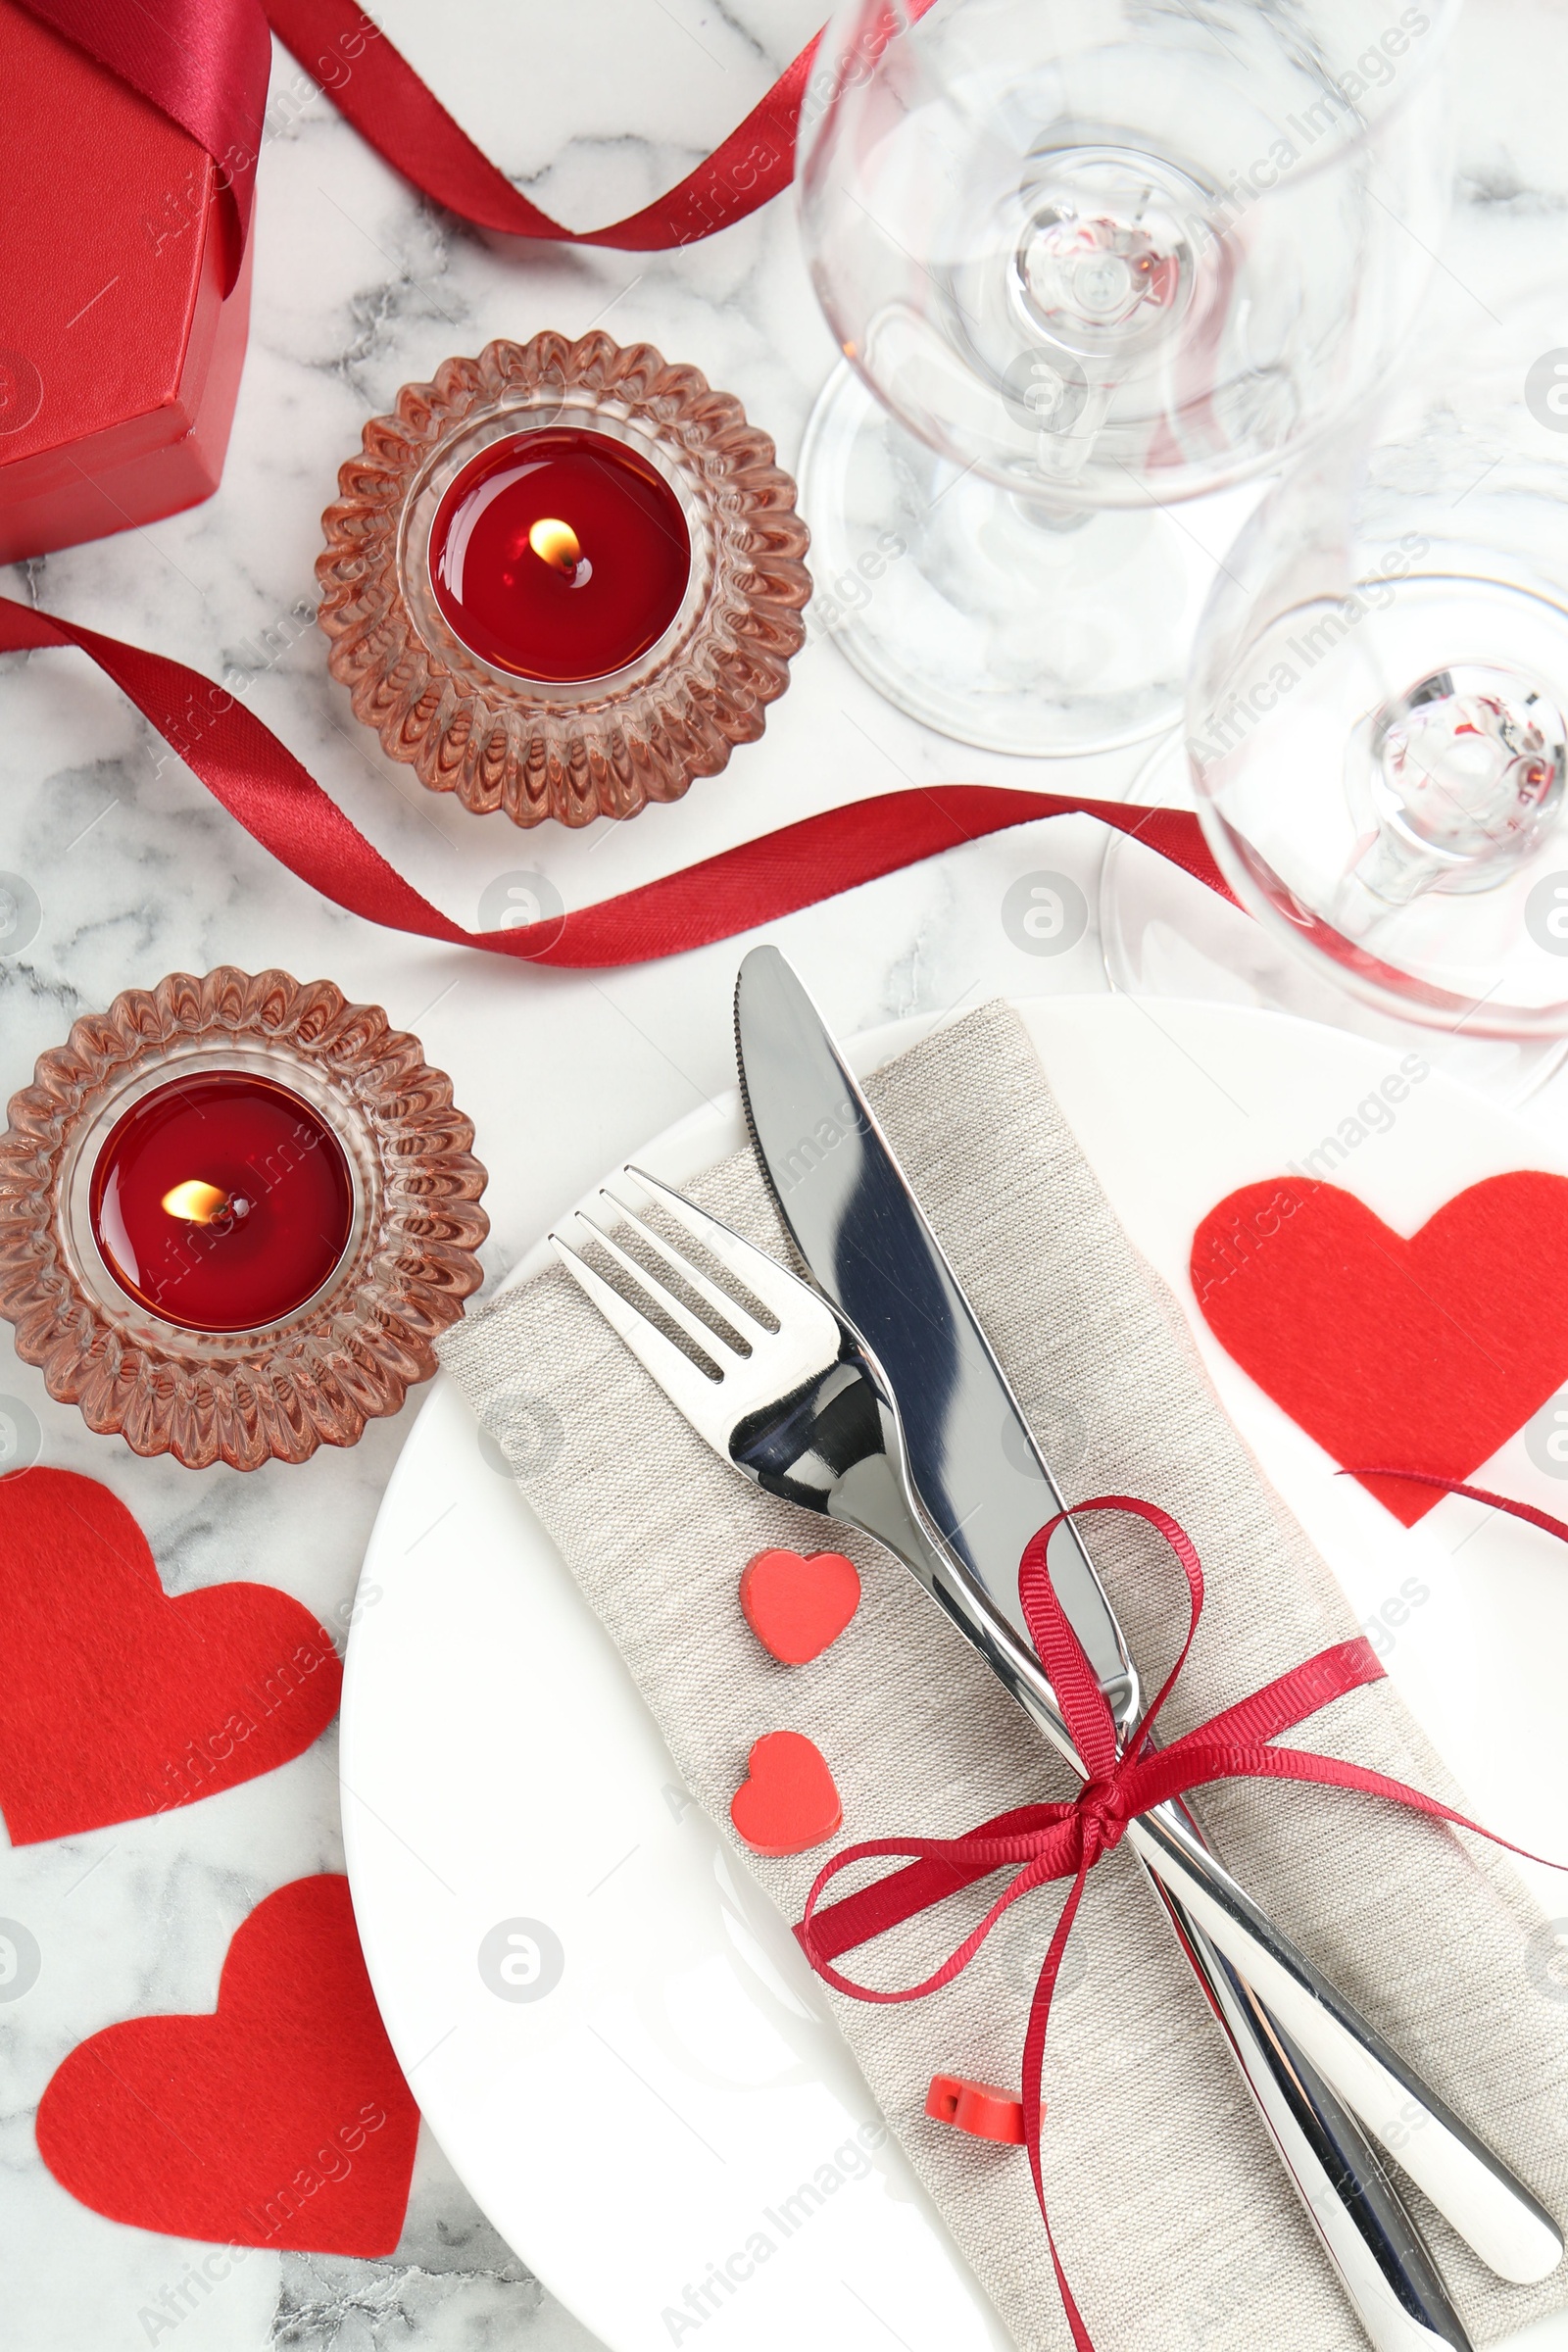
[594, 1193, 769, 1340]
[549, 1226, 723, 1417]
[622, 1165, 813, 1324]
[574, 1204, 748, 1364]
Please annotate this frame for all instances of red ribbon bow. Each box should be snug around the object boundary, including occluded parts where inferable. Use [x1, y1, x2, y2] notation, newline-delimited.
[796, 1494, 1559, 2351]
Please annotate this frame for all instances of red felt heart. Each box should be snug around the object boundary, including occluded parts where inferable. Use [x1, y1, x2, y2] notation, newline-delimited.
[36, 1875, 418, 2253]
[730, 1730, 844, 1856]
[740, 1547, 861, 1664]
[0, 1466, 342, 1843]
[1191, 1172, 1568, 1525]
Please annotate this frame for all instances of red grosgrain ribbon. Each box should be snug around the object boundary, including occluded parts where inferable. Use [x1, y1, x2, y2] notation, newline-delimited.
[20, 0, 931, 266]
[0, 594, 1233, 968]
[795, 1494, 1563, 2351]
[1346, 1469, 1568, 1548]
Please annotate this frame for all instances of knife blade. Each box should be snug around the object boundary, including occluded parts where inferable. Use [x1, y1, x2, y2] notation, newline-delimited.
[734, 943, 1138, 1726]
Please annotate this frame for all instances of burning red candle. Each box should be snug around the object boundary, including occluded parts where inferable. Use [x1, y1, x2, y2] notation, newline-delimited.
[428, 426, 692, 682]
[88, 1072, 355, 1333]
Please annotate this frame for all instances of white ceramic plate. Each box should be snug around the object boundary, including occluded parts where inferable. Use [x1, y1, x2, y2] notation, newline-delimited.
[341, 999, 1568, 2352]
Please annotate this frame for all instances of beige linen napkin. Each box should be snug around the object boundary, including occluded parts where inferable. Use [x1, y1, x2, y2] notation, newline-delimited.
[438, 1000, 1568, 2352]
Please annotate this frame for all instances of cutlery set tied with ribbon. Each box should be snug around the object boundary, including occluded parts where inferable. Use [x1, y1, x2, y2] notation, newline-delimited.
[438, 955, 1568, 2352]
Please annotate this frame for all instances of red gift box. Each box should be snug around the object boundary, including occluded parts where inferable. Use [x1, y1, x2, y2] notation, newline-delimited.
[0, 0, 252, 564]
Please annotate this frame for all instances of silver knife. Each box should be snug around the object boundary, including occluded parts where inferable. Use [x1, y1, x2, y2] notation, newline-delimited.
[734, 945, 1561, 2311]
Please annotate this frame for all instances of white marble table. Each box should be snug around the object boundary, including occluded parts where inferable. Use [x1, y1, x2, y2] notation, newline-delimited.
[4, 4, 1568, 2346]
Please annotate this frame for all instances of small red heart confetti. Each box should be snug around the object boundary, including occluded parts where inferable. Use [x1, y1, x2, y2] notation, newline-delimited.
[36, 1875, 418, 2253]
[0, 1466, 342, 1843]
[739, 1546, 861, 1664]
[730, 1730, 843, 1856]
[925, 2073, 1028, 2146]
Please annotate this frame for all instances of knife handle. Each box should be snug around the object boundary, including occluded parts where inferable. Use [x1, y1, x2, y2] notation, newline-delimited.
[1125, 1801, 1563, 2287]
[1145, 1864, 1475, 2352]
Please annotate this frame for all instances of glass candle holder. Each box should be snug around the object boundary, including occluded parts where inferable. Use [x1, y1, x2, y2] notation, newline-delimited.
[0, 968, 489, 1470]
[316, 330, 812, 828]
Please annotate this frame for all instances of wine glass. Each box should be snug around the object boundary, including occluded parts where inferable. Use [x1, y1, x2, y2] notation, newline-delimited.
[1184, 279, 1568, 1046]
[1095, 742, 1567, 1102]
[795, 0, 1460, 755]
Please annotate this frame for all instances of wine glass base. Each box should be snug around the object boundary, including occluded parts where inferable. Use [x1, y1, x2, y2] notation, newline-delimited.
[798, 363, 1254, 759]
[1100, 736, 1568, 1105]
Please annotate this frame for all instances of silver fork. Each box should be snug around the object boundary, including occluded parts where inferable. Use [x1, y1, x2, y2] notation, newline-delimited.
[552, 1165, 1560, 2351]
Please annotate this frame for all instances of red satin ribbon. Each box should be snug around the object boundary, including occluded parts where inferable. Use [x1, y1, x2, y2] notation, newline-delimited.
[263, 0, 841, 251]
[15, 0, 270, 294]
[0, 593, 1233, 967]
[795, 1494, 1560, 2350]
[19, 0, 924, 267]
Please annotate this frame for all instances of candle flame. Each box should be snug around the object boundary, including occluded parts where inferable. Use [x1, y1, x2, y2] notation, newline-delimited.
[162, 1180, 231, 1226]
[527, 515, 581, 574]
